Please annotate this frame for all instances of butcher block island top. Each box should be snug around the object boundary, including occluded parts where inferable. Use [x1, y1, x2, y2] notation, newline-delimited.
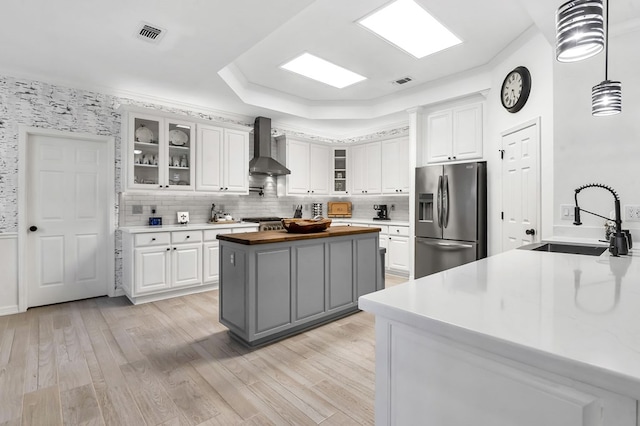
[216, 225, 379, 245]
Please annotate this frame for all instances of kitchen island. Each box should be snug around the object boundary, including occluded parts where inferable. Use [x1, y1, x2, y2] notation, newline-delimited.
[218, 226, 383, 346]
[359, 245, 640, 425]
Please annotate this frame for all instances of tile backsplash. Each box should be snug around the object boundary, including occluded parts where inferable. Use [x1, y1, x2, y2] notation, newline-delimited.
[120, 174, 409, 226]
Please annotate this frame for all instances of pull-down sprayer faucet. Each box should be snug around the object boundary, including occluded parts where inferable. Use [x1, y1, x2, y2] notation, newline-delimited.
[573, 183, 629, 256]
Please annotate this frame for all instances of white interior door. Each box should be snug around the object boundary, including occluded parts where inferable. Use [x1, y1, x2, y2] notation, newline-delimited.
[502, 121, 540, 252]
[27, 134, 110, 307]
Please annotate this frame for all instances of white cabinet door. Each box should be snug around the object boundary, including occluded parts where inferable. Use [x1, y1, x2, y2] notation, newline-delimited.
[135, 246, 171, 294]
[223, 129, 249, 193]
[203, 242, 220, 284]
[425, 104, 483, 164]
[287, 139, 311, 194]
[165, 118, 196, 191]
[350, 144, 366, 194]
[196, 125, 223, 191]
[172, 243, 202, 288]
[426, 110, 453, 164]
[365, 142, 382, 194]
[453, 104, 483, 160]
[388, 236, 409, 272]
[382, 137, 409, 194]
[351, 142, 381, 195]
[309, 143, 330, 194]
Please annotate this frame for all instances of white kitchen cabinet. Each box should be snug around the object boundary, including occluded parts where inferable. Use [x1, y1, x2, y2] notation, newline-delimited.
[195, 124, 249, 194]
[331, 147, 349, 194]
[276, 136, 330, 196]
[425, 103, 483, 164]
[134, 245, 171, 294]
[381, 137, 410, 194]
[351, 142, 381, 195]
[203, 242, 220, 284]
[123, 230, 205, 303]
[125, 113, 196, 191]
[370, 317, 636, 426]
[387, 225, 410, 274]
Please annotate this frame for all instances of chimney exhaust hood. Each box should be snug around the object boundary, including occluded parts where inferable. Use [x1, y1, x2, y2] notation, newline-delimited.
[249, 117, 290, 176]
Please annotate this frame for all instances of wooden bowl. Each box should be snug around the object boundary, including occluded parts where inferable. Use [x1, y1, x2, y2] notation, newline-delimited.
[281, 218, 332, 233]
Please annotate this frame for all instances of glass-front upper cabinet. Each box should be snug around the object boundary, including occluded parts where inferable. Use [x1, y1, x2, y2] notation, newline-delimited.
[127, 113, 195, 191]
[332, 148, 348, 194]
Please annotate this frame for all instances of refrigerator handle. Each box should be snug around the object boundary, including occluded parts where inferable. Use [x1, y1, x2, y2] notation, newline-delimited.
[443, 174, 450, 228]
[437, 175, 443, 228]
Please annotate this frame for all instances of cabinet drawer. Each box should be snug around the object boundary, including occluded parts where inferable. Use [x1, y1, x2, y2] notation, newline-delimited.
[203, 228, 233, 241]
[372, 225, 389, 234]
[172, 230, 202, 244]
[389, 226, 409, 236]
[135, 232, 170, 247]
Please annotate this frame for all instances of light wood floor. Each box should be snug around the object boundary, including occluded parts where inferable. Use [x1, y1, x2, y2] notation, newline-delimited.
[0, 274, 407, 425]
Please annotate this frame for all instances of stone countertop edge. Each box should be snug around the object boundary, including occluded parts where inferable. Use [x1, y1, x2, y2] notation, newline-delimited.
[217, 226, 380, 245]
[119, 222, 259, 233]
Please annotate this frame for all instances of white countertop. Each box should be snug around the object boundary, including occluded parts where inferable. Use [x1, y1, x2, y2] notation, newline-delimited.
[359, 245, 640, 397]
[119, 222, 258, 233]
[331, 218, 409, 227]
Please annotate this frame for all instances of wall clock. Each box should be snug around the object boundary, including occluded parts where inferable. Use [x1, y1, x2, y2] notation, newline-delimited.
[500, 66, 531, 113]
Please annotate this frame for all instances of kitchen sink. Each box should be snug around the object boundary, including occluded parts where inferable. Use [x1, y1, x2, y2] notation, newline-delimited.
[520, 242, 608, 256]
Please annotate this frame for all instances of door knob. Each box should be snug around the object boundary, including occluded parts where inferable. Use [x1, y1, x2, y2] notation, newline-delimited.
[525, 228, 536, 236]
[29, 225, 38, 232]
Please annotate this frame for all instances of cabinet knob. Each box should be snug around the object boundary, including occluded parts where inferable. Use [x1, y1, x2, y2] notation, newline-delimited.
[29, 225, 38, 232]
[525, 228, 536, 236]
[166, 248, 170, 251]
[173, 247, 177, 250]
[453, 156, 457, 160]
[165, 185, 169, 188]
[186, 235, 190, 239]
[151, 237, 156, 241]
[447, 156, 451, 160]
[159, 185, 163, 188]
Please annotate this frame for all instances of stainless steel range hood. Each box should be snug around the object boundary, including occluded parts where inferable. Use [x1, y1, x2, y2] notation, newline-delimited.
[249, 117, 290, 176]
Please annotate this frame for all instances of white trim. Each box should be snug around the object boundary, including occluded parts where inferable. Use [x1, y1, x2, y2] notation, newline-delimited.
[500, 117, 542, 252]
[18, 126, 116, 312]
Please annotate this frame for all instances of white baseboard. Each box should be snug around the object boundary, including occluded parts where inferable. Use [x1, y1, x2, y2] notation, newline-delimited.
[0, 305, 20, 317]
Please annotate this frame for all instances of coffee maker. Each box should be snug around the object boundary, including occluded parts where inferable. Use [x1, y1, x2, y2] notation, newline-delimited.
[373, 204, 389, 220]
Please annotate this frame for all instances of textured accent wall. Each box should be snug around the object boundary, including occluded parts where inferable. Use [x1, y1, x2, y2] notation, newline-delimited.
[0, 73, 409, 290]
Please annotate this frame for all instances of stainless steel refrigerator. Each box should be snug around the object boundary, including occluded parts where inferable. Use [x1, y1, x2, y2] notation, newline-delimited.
[415, 162, 487, 278]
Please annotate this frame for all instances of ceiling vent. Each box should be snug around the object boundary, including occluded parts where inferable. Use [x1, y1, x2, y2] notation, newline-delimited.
[136, 22, 166, 43]
[393, 76, 413, 85]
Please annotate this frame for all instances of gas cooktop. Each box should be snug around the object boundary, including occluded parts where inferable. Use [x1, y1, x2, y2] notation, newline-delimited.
[241, 217, 282, 222]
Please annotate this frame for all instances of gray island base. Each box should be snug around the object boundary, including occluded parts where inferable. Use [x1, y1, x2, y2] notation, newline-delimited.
[217, 226, 383, 346]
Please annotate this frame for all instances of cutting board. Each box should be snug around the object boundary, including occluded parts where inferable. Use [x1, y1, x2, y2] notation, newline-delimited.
[327, 201, 352, 218]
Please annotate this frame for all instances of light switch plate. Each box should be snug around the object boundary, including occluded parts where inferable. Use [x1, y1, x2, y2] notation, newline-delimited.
[560, 204, 574, 220]
[625, 205, 640, 221]
[132, 205, 143, 215]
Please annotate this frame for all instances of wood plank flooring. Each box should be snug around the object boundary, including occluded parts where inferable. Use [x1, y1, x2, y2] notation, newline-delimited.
[0, 275, 407, 425]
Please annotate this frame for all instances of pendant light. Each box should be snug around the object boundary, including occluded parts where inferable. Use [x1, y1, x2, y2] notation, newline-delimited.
[556, 0, 605, 62]
[591, 0, 622, 116]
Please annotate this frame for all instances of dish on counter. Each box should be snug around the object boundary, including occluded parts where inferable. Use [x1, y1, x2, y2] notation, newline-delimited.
[169, 129, 188, 146]
[282, 218, 332, 233]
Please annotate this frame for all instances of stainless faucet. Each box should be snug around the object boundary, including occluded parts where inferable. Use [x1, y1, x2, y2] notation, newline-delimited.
[573, 183, 629, 256]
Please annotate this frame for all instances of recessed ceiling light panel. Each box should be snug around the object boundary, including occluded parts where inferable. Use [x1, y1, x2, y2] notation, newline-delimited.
[280, 53, 367, 89]
[358, 0, 462, 59]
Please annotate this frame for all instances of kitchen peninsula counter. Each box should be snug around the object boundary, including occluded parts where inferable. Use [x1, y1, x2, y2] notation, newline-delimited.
[218, 226, 383, 346]
[359, 246, 640, 425]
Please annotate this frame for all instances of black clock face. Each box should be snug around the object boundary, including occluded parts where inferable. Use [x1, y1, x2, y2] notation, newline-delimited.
[501, 66, 531, 113]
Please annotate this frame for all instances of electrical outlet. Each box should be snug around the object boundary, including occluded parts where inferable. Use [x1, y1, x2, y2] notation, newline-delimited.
[132, 205, 143, 215]
[560, 204, 574, 220]
[625, 205, 640, 221]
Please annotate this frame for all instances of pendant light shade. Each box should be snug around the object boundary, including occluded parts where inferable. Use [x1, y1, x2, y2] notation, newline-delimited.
[592, 80, 622, 115]
[556, 0, 605, 62]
